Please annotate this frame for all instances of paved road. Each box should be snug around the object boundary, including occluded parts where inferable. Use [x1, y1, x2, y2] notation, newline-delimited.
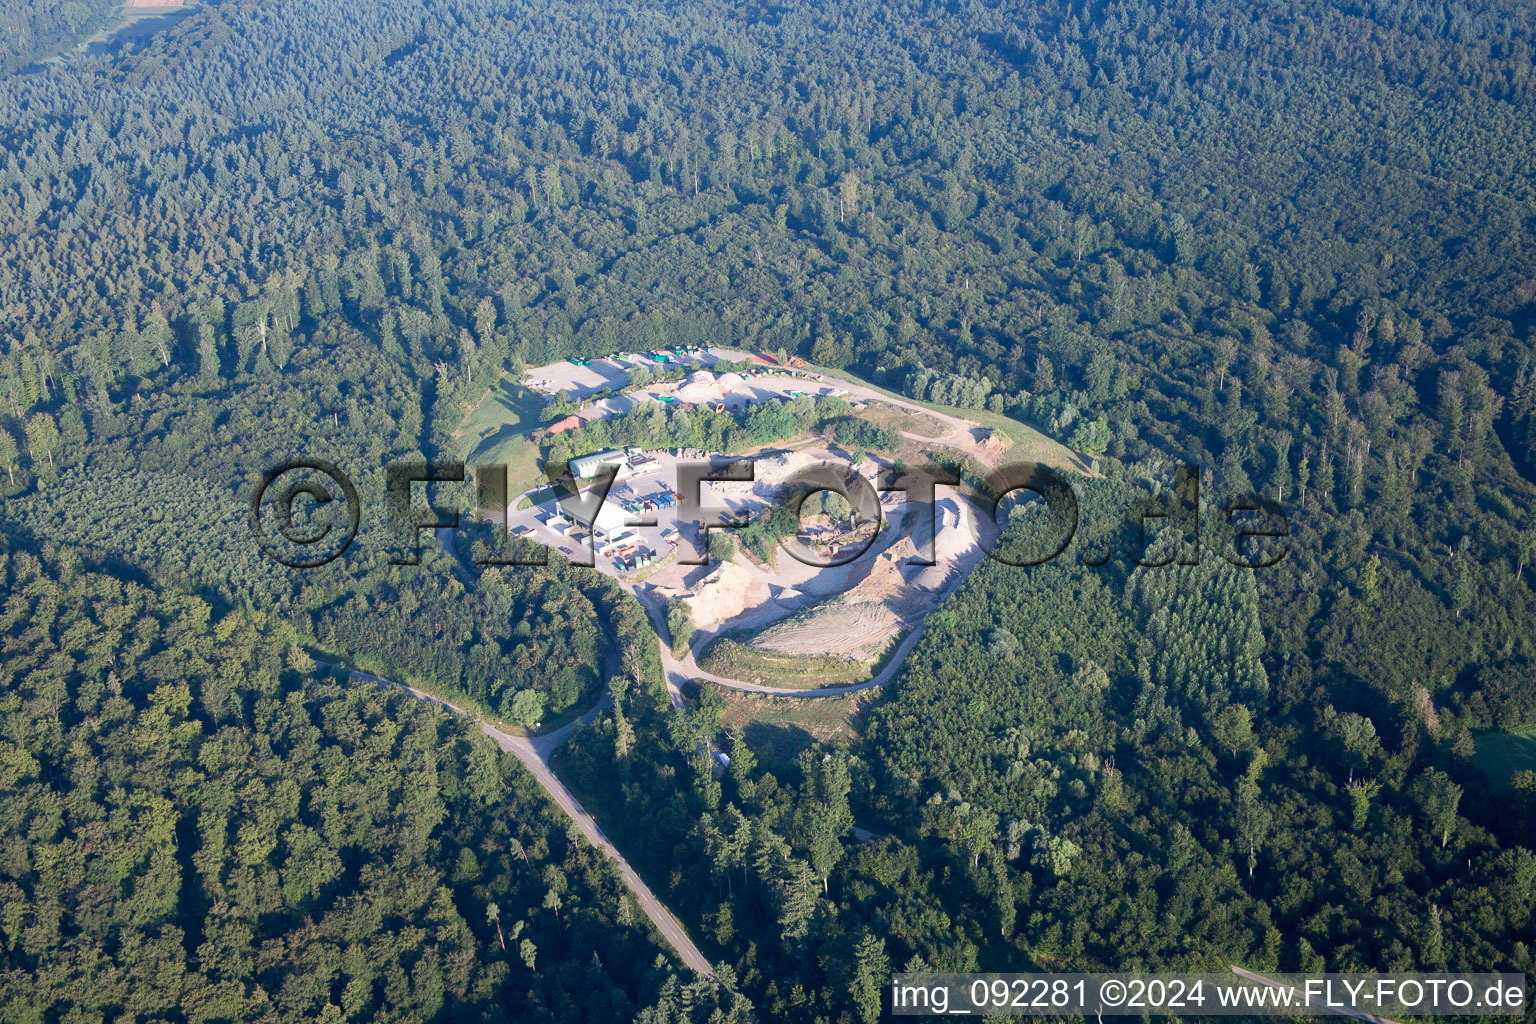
[341, 666, 716, 979]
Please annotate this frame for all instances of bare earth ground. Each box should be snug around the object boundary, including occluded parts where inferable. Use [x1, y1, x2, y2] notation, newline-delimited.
[856, 400, 948, 440]
[751, 601, 901, 660]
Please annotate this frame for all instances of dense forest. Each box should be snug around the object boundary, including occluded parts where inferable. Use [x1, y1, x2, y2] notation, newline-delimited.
[0, 0, 120, 73]
[1, 0, 1534, 1018]
[559, 483, 1536, 1021]
[0, 534, 738, 1021]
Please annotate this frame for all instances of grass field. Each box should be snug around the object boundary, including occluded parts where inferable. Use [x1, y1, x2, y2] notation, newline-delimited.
[1472, 727, 1536, 790]
[716, 687, 874, 770]
[457, 374, 550, 499]
[856, 401, 947, 440]
[78, 2, 194, 54]
[698, 636, 875, 687]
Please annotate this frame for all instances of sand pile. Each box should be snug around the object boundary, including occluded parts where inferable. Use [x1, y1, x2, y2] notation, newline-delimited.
[681, 560, 771, 626]
[934, 496, 981, 562]
[906, 496, 975, 561]
[844, 548, 908, 606]
[901, 498, 982, 592]
[674, 371, 725, 404]
[906, 560, 954, 592]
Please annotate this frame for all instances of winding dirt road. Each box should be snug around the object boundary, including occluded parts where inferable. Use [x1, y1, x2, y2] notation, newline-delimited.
[335, 366, 1088, 982]
[343, 666, 716, 979]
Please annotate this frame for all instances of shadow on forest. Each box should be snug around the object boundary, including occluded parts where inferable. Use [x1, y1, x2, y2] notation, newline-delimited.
[468, 422, 527, 463]
[465, 378, 546, 461]
[740, 721, 817, 772]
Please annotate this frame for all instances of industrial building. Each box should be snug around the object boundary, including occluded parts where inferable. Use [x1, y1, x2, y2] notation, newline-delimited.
[568, 449, 628, 480]
[557, 497, 633, 541]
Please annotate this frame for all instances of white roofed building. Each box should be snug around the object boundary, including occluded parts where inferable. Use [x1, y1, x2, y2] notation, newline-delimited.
[560, 497, 633, 541]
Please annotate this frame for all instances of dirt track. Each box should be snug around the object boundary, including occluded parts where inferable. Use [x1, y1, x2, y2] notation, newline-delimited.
[342, 666, 715, 979]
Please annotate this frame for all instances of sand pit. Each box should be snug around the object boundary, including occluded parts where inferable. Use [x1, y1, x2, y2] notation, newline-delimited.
[674, 560, 771, 627]
[750, 602, 903, 661]
[907, 496, 981, 563]
[501, 353, 1089, 689]
[723, 549, 915, 664]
